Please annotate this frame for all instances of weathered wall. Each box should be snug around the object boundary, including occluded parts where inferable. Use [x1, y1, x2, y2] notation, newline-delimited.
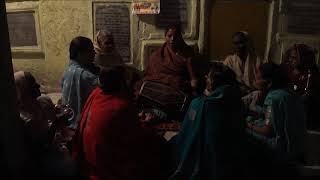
[208, 0, 269, 61]
[207, 0, 320, 64]
[5, 0, 207, 92]
[6, 0, 91, 92]
[267, 0, 320, 64]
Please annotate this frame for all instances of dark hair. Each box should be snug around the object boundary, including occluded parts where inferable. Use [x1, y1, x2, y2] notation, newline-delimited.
[99, 66, 126, 93]
[165, 23, 182, 36]
[232, 31, 248, 41]
[285, 44, 317, 71]
[208, 63, 237, 87]
[260, 62, 288, 89]
[69, 36, 93, 60]
[24, 72, 41, 98]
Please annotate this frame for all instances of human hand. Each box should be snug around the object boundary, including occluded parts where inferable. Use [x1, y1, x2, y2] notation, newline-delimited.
[139, 111, 156, 123]
[55, 104, 73, 125]
[247, 122, 254, 129]
[248, 91, 263, 112]
[190, 79, 198, 90]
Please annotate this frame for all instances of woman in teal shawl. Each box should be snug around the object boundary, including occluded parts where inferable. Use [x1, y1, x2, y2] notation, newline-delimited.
[245, 63, 306, 179]
[170, 64, 247, 180]
[247, 63, 306, 161]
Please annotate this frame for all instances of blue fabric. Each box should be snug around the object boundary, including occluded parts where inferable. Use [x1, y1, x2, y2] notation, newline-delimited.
[61, 60, 98, 129]
[247, 89, 306, 160]
[169, 85, 245, 180]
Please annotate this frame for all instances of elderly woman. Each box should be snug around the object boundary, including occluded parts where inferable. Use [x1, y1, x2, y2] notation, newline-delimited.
[281, 44, 320, 129]
[224, 31, 262, 94]
[94, 30, 124, 67]
[94, 30, 143, 96]
[15, 71, 76, 178]
[14, 71, 49, 147]
[224, 32, 265, 115]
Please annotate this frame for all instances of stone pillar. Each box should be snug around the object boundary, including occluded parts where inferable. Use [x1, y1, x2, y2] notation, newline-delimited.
[199, 0, 211, 55]
[0, 1, 34, 179]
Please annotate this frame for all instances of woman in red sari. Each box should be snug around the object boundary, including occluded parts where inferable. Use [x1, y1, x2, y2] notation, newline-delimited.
[136, 24, 197, 95]
[281, 44, 320, 129]
[72, 66, 169, 180]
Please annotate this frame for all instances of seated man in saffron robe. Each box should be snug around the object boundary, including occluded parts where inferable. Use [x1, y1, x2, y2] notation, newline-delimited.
[72, 66, 169, 180]
[169, 64, 247, 180]
[136, 24, 197, 96]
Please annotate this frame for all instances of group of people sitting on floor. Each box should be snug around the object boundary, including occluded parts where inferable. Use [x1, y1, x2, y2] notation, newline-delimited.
[13, 24, 320, 179]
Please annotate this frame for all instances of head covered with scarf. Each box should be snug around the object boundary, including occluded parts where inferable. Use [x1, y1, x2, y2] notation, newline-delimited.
[94, 30, 124, 67]
[94, 30, 115, 55]
[14, 71, 48, 145]
[283, 44, 317, 74]
[14, 71, 41, 109]
[223, 31, 262, 91]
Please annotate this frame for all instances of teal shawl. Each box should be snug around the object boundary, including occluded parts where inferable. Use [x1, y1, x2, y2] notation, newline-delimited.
[247, 89, 306, 160]
[170, 85, 245, 180]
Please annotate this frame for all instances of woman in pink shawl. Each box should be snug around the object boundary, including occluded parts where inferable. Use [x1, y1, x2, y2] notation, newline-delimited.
[137, 24, 197, 95]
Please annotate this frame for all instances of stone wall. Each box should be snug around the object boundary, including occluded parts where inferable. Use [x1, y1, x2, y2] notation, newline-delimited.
[6, 0, 92, 92]
[6, 0, 318, 92]
[5, 0, 207, 92]
[267, 0, 320, 64]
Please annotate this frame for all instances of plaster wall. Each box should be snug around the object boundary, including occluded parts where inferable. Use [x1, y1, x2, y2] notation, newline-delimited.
[6, 0, 206, 92]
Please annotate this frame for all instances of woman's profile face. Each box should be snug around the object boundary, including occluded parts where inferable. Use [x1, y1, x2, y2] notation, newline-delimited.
[289, 49, 299, 67]
[255, 68, 268, 90]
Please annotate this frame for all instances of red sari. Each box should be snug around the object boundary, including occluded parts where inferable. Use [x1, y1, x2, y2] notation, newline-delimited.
[72, 88, 169, 180]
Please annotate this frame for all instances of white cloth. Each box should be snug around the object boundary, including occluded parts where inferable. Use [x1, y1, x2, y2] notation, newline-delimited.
[224, 54, 262, 90]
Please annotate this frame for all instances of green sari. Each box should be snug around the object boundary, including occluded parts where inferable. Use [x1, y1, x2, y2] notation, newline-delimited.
[170, 85, 246, 180]
[247, 89, 306, 160]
